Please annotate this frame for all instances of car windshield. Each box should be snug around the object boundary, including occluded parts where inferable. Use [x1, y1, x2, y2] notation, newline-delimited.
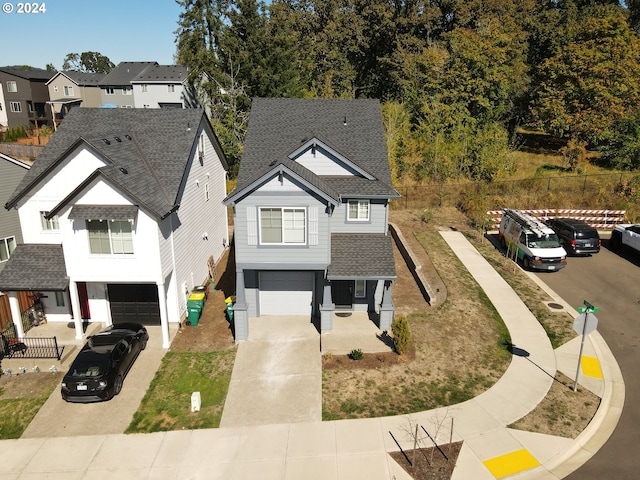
[526, 233, 561, 248]
[70, 357, 109, 378]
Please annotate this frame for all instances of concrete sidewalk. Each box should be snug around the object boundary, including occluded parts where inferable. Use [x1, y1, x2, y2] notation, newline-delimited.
[0, 231, 623, 479]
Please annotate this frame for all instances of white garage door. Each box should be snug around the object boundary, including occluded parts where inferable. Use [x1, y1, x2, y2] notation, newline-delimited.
[259, 271, 314, 316]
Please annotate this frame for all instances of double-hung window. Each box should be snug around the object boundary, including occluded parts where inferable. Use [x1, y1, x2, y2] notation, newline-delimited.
[260, 207, 306, 244]
[105, 87, 115, 95]
[0, 236, 16, 262]
[7, 81, 17, 93]
[168, 84, 175, 93]
[40, 212, 60, 230]
[123, 86, 132, 95]
[87, 219, 133, 254]
[63, 85, 74, 96]
[347, 199, 370, 221]
[10, 102, 21, 113]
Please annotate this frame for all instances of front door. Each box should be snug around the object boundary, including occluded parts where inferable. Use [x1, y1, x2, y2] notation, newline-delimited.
[331, 280, 353, 308]
[77, 282, 91, 320]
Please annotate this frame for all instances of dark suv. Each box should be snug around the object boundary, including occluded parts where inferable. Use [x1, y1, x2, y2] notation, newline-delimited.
[546, 218, 601, 256]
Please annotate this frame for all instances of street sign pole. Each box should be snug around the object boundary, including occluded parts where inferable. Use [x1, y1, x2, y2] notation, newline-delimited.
[573, 301, 599, 392]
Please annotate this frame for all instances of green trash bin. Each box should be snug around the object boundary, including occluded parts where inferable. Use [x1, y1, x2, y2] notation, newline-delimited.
[226, 302, 234, 322]
[187, 306, 201, 326]
[188, 291, 206, 310]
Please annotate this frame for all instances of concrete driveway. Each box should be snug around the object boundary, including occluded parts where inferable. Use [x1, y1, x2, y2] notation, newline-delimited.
[220, 316, 322, 428]
[19, 325, 172, 438]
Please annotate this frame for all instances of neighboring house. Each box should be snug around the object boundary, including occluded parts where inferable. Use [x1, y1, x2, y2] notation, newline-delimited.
[223, 98, 400, 341]
[46, 71, 105, 127]
[98, 62, 157, 108]
[131, 64, 198, 109]
[0, 66, 55, 129]
[0, 83, 8, 130]
[0, 108, 229, 348]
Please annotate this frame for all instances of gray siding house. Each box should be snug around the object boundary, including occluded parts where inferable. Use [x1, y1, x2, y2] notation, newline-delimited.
[98, 62, 157, 108]
[0, 66, 55, 129]
[0, 153, 29, 272]
[224, 98, 400, 341]
[46, 71, 105, 126]
[131, 65, 198, 109]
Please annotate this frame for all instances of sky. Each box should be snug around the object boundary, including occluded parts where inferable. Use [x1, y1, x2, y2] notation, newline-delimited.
[0, 0, 184, 69]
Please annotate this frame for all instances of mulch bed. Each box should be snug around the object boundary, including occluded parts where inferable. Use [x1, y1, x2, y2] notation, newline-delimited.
[389, 441, 463, 480]
[322, 344, 416, 370]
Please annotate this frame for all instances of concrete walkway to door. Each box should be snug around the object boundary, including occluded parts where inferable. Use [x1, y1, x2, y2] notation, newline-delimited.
[220, 316, 322, 428]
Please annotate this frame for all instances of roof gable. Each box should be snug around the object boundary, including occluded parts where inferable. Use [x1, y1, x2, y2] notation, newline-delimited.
[6, 108, 228, 218]
[288, 137, 375, 179]
[98, 62, 158, 86]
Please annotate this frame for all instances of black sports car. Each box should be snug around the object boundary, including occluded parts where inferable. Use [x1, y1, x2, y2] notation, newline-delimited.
[61, 323, 148, 403]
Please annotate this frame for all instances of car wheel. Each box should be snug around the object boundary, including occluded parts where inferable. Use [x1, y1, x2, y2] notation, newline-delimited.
[140, 337, 148, 351]
[114, 375, 123, 396]
[523, 257, 531, 270]
[610, 232, 622, 250]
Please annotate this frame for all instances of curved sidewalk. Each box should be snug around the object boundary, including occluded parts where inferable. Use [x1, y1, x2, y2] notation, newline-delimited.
[0, 231, 623, 480]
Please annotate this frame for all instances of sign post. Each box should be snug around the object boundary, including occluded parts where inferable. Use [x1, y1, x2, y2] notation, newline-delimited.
[573, 300, 599, 392]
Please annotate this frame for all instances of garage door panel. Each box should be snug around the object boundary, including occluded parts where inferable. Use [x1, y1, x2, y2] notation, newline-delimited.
[107, 284, 160, 325]
[259, 272, 313, 316]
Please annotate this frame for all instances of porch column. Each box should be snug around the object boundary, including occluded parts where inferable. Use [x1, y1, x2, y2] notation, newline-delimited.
[320, 279, 334, 331]
[379, 280, 395, 330]
[157, 280, 170, 349]
[233, 269, 249, 341]
[8, 291, 24, 338]
[68, 281, 84, 340]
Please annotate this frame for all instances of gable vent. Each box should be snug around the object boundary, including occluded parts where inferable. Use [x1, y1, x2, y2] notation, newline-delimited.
[102, 138, 111, 145]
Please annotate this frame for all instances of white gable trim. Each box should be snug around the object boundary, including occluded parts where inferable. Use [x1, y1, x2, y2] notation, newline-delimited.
[288, 137, 374, 180]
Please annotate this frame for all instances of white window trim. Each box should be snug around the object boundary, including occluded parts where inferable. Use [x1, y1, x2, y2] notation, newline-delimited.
[258, 206, 307, 245]
[105, 87, 115, 95]
[64, 85, 74, 96]
[0, 236, 16, 262]
[123, 87, 132, 95]
[168, 84, 175, 93]
[347, 199, 370, 221]
[7, 81, 17, 93]
[141, 84, 148, 93]
[87, 219, 134, 255]
[10, 101, 21, 113]
[40, 211, 60, 231]
[354, 279, 366, 298]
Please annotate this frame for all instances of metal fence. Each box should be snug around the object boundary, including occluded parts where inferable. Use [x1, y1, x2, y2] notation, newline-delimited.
[1, 334, 64, 360]
[391, 172, 638, 211]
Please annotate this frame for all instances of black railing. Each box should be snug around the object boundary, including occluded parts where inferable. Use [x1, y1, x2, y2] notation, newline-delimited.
[1, 335, 64, 360]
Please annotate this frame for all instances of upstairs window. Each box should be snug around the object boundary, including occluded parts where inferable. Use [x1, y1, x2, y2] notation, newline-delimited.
[141, 84, 148, 93]
[347, 200, 369, 221]
[63, 85, 74, 96]
[123, 87, 132, 95]
[87, 219, 133, 254]
[0, 236, 16, 262]
[105, 87, 115, 95]
[10, 102, 21, 113]
[168, 84, 176, 93]
[40, 212, 59, 230]
[7, 81, 17, 93]
[259, 207, 306, 244]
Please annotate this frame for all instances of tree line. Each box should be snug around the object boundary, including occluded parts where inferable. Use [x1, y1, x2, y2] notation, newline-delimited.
[172, 1, 640, 181]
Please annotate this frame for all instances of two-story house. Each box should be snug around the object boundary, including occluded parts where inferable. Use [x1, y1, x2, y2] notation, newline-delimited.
[46, 71, 105, 127]
[98, 62, 157, 109]
[0, 66, 55, 129]
[0, 108, 229, 348]
[131, 64, 198, 109]
[223, 98, 400, 341]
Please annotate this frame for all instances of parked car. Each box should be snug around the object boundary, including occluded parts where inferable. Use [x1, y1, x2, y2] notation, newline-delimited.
[610, 223, 640, 253]
[546, 218, 601, 256]
[61, 323, 148, 403]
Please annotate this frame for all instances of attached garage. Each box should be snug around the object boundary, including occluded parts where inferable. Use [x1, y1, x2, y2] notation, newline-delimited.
[259, 271, 314, 316]
[107, 283, 160, 325]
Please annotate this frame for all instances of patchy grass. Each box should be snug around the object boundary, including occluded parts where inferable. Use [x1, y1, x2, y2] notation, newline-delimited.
[0, 372, 64, 439]
[126, 351, 234, 433]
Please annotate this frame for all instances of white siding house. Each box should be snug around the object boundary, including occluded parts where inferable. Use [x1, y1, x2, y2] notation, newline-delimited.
[0, 108, 228, 348]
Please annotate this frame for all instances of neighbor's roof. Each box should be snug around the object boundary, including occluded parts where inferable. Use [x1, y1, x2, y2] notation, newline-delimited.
[0, 244, 68, 291]
[132, 65, 188, 83]
[98, 62, 158, 86]
[47, 71, 106, 86]
[232, 98, 399, 200]
[0, 66, 55, 81]
[5, 108, 227, 219]
[327, 233, 396, 280]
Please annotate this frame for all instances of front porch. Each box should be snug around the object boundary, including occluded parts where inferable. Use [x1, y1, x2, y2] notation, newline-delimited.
[319, 311, 395, 355]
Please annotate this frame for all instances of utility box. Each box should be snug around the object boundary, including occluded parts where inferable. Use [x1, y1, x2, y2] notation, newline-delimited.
[191, 391, 201, 412]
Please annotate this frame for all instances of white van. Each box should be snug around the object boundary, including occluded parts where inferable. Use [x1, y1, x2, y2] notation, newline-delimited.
[498, 209, 567, 271]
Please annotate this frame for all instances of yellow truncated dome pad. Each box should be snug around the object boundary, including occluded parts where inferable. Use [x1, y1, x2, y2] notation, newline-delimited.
[483, 449, 541, 478]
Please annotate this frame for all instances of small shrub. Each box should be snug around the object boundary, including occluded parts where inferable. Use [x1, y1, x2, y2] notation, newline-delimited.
[391, 316, 411, 354]
[349, 348, 363, 360]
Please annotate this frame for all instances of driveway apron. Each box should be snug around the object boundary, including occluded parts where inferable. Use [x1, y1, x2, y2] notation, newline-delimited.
[220, 316, 322, 428]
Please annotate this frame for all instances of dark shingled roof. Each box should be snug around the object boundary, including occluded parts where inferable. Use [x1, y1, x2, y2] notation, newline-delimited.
[68, 205, 138, 221]
[327, 233, 396, 279]
[6, 108, 221, 219]
[234, 98, 399, 199]
[0, 66, 55, 81]
[132, 65, 188, 83]
[57, 71, 106, 86]
[0, 244, 68, 291]
[98, 62, 158, 86]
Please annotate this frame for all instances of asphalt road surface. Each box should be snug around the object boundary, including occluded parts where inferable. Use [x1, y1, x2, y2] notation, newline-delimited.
[534, 238, 640, 479]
